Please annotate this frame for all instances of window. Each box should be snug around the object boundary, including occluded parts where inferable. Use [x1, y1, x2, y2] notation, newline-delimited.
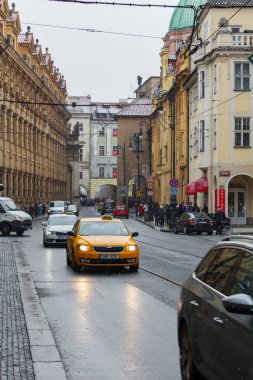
[99, 146, 105, 156]
[165, 145, 168, 160]
[112, 167, 117, 177]
[159, 148, 162, 164]
[234, 62, 250, 90]
[231, 27, 241, 33]
[99, 167, 105, 178]
[194, 126, 199, 156]
[194, 84, 198, 111]
[214, 118, 217, 149]
[112, 128, 118, 136]
[199, 70, 205, 98]
[195, 248, 241, 295]
[79, 148, 83, 161]
[112, 145, 118, 156]
[79, 172, 83, 179]
[226, 249, 253, 298]
[99, 128, 105, 136]
[79, 123, 83, 134]
[213, 64, 217, 94]
[234, 117, 250, 147]
[199, 120, 205, 152]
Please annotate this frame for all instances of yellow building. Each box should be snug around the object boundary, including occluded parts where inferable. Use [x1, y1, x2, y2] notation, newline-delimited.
[152, 0, 202, 205]
[186, 4, 253, 224]
[0, 1, 70, 207]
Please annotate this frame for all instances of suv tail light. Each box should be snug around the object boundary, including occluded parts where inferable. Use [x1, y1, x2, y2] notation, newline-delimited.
[188, 219, 195, 225]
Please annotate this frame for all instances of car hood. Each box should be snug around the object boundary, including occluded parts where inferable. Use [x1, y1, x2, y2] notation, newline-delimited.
[49, 207, 64, 211]
[78, 235, 135, 246]
[8, 210, 32, 221]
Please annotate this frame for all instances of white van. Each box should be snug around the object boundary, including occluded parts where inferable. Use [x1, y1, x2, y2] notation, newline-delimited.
[0, 197, 32, 236]
[48, 200, 69, 215]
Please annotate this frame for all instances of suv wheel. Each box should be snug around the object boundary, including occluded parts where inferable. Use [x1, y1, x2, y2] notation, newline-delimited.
[180, 325, 203, 380]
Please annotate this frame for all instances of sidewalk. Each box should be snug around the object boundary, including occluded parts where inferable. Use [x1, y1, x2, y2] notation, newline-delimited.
[0, 240, 67, 380]
[131, 214, 253, 235]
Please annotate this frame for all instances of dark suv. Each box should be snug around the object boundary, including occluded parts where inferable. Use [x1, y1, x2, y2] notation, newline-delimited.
[178, 235, 253, 380]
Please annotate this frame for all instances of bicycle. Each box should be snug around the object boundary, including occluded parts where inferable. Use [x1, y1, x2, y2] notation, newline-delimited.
[222, 224, 233, 235]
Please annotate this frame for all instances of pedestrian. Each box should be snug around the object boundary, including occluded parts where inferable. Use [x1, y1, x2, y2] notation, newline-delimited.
[214, 206, 226, 235]
[158, 205, 165, 227]
[193, 202, 200, 212]
[202, 203, 209, 214]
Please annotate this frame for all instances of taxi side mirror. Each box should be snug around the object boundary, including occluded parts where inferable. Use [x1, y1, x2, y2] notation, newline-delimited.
[67, 231, 75, 236]
[131, 232, 139, 237]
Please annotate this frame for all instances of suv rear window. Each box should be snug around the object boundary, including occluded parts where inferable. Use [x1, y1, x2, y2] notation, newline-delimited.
[50, 201, 65, 207]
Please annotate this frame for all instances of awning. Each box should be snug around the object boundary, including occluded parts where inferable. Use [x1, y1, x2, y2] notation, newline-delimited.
[185, 182, 197, 195]
[196, 177, 208, 193]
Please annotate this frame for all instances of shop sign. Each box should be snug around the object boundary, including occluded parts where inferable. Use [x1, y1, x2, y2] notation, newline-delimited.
[219, 171, 230, 177]
[219, 188, 226, 213]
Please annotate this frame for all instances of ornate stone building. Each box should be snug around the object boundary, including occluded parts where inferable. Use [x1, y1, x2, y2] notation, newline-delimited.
[0, 1, 70, 207]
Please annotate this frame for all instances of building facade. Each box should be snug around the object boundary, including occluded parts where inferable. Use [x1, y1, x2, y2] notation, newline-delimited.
[0, 1, 70, 207]
[187, 2, 253, 224]
[116, 97, 153, 204]
[89, 102, 127, 199]
[67, 96, 91, 203]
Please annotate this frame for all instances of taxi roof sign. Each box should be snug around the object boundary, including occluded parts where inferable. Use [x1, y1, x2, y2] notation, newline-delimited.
[101, 215, 113, 220]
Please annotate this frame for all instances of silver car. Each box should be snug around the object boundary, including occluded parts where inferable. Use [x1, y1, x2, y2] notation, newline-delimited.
[42, 214, 78, 247]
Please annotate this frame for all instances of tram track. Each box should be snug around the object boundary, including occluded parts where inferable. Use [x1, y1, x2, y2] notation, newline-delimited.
[139, 266, 182, 287]
[136, 238, 203, 259]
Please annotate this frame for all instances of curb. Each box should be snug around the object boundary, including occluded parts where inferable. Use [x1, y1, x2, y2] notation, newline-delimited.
[13, 242, 67, 380]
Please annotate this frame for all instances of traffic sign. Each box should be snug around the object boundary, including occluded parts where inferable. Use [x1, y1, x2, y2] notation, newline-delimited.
[248, 53, 253, 64]
[171, 187, 178, 196]
[147, 190, 153, 197]
[170, 178, 179, 188]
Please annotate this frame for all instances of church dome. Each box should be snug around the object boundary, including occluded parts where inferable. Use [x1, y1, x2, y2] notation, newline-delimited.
[168, 0, 206, 32]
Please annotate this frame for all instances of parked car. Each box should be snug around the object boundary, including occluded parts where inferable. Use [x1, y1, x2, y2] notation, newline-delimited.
[48, 200, 70, 215]
[173, 212, 213, 235]
[66, 204, 79, 216]
[101, 199, 116, 215]
[178, 235, 253, 380]
[113, 205, 129, 219]
[66, 215, 139, 272]
[42, 214, 78, 247]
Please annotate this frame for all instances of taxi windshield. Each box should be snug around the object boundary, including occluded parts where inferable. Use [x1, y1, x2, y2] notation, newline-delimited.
[79, 221, 129, 236]
[1, 199, 19, 211]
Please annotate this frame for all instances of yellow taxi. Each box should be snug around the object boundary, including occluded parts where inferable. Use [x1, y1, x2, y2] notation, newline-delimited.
[66, 215, 139, 273]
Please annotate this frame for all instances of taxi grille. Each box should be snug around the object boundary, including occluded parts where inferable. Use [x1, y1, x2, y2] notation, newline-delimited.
[89, 259, 129, 264]
[93, 246, 124, 253]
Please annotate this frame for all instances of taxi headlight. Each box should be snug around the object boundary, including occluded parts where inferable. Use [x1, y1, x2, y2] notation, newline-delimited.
[79, 244, 91, 252]
[15, 215, 23, 222]
[126, 245, 137, 252]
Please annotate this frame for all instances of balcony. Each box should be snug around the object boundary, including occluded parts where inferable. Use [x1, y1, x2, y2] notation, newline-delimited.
[231, 33, 253, 46]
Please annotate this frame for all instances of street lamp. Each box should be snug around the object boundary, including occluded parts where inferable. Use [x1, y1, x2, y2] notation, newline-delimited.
[117, 142, 126, 186]
[129, 126, 143, 199]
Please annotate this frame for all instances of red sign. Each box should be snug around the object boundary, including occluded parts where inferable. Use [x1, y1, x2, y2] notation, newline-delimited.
[219, 171, 230, 177]
[185, 182, 197, 195]
[170, 178, 179, 188]
[147, 183, 153, 190]
[113, 172, 117, 178]
[146, 175, 153, 183]
[219, 188, 226, 213]
[113, 149, 118, 156]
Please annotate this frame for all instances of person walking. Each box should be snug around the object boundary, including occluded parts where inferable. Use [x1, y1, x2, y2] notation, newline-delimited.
[214, 206, 226, 235]
[202, 203, 209, 214]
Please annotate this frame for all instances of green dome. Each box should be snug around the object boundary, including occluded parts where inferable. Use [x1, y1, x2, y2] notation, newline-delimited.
[168, 0, 206, 32]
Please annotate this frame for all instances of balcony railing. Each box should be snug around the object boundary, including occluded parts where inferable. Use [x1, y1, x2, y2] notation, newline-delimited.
[231, 34, 253, 46]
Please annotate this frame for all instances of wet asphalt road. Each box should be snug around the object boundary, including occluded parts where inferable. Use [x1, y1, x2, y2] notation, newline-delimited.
[13, 207, 222, 380]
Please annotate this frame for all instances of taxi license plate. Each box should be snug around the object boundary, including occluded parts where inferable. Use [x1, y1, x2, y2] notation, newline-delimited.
[100, 254, 119, 259]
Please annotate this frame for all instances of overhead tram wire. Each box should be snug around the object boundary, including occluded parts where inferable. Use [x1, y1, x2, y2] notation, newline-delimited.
[21, 22, 162, 39]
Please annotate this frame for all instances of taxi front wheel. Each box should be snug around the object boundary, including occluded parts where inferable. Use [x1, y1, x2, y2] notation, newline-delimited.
[129, 265, 139, 272]
[72, 256, 81, 273]
[66, 252, 72, 267]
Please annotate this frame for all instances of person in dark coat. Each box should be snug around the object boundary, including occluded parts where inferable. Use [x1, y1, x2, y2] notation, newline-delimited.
[202, 203, 209, 214]
[214, 206, 226, 235]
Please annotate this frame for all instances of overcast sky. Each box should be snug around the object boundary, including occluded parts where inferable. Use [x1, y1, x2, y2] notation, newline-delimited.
[14, 0, 177, 102]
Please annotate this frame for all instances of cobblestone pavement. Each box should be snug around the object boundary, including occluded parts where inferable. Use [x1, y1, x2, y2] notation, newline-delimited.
[0, 242, 34, 380]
